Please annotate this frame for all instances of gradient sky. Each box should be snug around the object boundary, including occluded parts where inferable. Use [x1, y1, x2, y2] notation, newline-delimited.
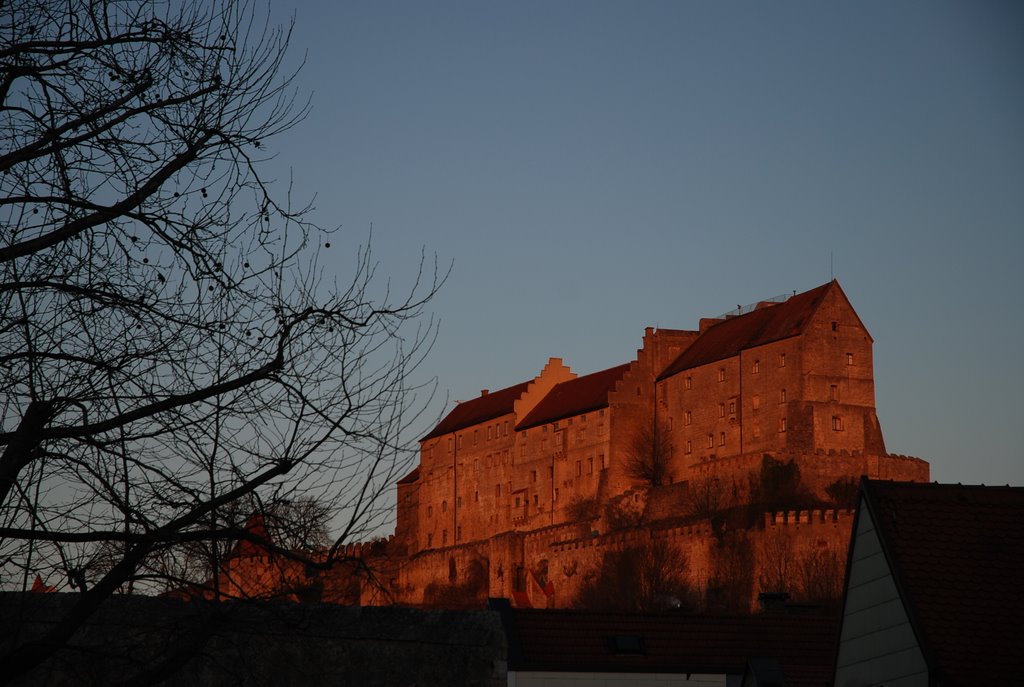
[266, 1, 1023, 488]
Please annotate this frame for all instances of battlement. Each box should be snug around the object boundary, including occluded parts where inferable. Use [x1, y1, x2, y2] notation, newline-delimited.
[764, 508, 855, 528]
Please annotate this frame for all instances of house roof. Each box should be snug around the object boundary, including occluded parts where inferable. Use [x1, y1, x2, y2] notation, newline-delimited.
[858, 479, 1024, 686]
[498, 604, 837, 687]
[658, 282, 837, 380]
[515, 363, 630, 431]
[422, 380, 531, 440]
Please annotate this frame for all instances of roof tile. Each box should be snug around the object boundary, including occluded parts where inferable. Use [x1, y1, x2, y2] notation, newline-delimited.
[659, 282, 835, 380]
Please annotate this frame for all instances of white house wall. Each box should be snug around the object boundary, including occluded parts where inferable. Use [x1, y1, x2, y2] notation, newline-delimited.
[834, 505, 928, 687]
[508, 671, 725, 687]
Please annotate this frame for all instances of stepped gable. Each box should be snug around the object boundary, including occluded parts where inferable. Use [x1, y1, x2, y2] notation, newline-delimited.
[859, 479, 1024, 686]
[501, 606, 838, 686]
[658, 281, 839, 380]
[422, 380, 530, 440]
[515, 363, 631, 431]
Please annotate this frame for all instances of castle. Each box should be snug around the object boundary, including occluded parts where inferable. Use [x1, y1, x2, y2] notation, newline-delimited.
[208, 281, 929, 611]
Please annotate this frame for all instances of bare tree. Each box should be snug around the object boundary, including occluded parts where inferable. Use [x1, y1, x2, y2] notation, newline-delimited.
[0, 0, 442, 678]
[573, 538, 695, 612]
[624, 417, 673, 486]
[796, 546, 844, 608]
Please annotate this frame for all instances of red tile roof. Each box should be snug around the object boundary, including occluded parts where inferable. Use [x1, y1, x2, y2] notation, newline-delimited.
[858, 480, 1024, 686]
[422, 381, 531, 440]
[658, 282, 836, 380]
[396, 466, 420, 485]
[515, 363, 630, 431]
[501, 606, 837, 686]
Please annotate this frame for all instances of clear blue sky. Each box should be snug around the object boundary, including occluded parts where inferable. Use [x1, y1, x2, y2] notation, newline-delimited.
[267, 1, 1023, 487]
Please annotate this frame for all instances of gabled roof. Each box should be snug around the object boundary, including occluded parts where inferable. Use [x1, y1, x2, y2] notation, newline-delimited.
[422, 380, 531, 440]
[498, 604, 837, 687]
[658, 281, 836, 380]
[515, 363, 630, 431]
[856, 479, 1024, 685]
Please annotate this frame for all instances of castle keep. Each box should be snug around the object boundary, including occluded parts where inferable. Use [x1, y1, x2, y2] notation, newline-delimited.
[388, 281, 927, 609]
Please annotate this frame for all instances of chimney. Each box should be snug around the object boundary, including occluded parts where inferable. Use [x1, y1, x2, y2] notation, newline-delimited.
[480, 389, 489, 396]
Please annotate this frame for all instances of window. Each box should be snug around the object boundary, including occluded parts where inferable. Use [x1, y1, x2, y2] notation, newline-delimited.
[458, 435, 463, 450]
[457, 496, 462, 507]
[577, 428, 585, 445]
[599, 453, 606, 469]
[554, 488, 559, 501]
[832, 415, 844, 431]
[456, 526, 462, 541]
[667, 416, 674, 431]
[530, 470, 537, 483]
[753, 422, 761, 438]
[686, 440, 692, 454]
[718, 403, 725, 418]
[780, 388, 787, 403]
[520, 444, 526, 457]
[495, 484, 501, 497]
[753, 359, 760, 374]
[427, 533, 433, 547]
[473, 429, 478, 445]
[487, 426, 492, 440]
[728, 400, 736, 415]
[719, 432, 725, 446]
[442, 530, 447, 545]
[718, 368, 726, 382]
[588, 457, 594, 474]
[576, 461, 582, 477]
[448, 437, 453, 453]
[707, 434, 714, 449]
[474, 459, 480, 472]
[474, 490, 479, 502]
[846, 352, 854, 366]
[533, 494, 539, 506]
[427, 505, 433, 517]
[830, 384, 839, 401]
[831, 321, 838, 331]
[685, 376, 692, 390]
[684, 410, 692, 426]
[779, 352, 786, 367]
[441, 500, 448, 513]
[515, 496, 521, 507]
[779, 417, 787, 432]
[752, 394, 761, 410]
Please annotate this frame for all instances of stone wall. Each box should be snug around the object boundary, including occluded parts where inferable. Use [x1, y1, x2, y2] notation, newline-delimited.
[0, 594, 507, 687]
